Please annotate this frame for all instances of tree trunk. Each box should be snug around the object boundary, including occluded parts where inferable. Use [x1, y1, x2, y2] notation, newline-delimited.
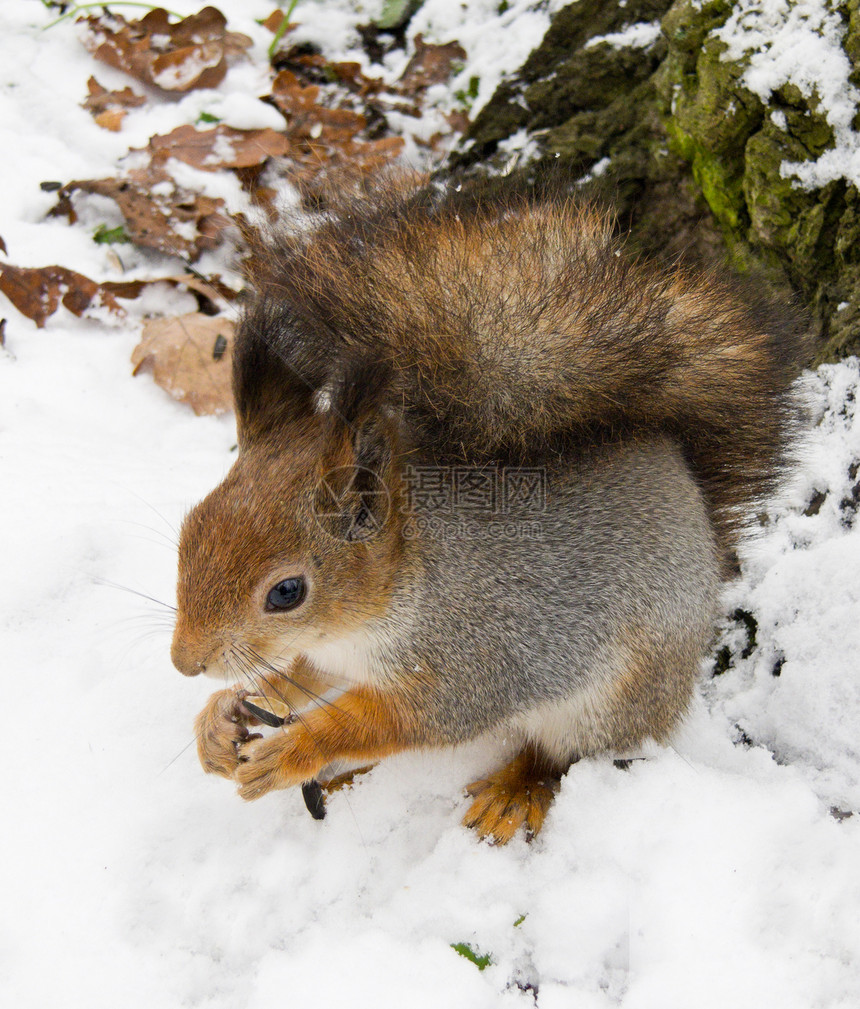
[448, 0, 860, 363]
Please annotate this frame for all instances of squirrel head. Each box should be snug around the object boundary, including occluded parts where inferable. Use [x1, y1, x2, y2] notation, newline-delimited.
[171, 301, 404, 680]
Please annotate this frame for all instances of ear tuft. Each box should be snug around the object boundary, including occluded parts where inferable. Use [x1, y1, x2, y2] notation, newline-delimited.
[312, 355, 398, 542]
[328, 353, 393, 429]
[232, 296, 333, 445]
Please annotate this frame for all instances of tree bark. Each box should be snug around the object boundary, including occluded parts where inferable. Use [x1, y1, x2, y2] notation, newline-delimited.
[448, 0, 860, 363]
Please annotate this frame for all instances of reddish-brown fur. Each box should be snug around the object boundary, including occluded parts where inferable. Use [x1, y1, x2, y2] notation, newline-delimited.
[463, 745, 561, 843]
[234, 684, 425, 800]
[174, 179, 809, 842]
[241, 182, 809, 557]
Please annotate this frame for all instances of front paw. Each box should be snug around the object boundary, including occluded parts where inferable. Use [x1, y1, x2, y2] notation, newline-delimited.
[194, 688, 261, 779]
[234, 732, 318, 801]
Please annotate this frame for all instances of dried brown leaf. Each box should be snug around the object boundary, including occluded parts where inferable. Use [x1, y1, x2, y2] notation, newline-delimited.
[260, 39, 461, 191]
[99, 279, 149, 299]
[345, 135, 406, 172]
[0, 259, 237, 327]
[399, 35, 466, 95]
[262, 9, 287, 33]
[81, 7, 251, 97]
[148, 124, 289, 171]
[330, 61, 383, 98]
[270, 69, 322, 116]
[55, 164, 231, 261]
[445, 109, 471, 135]
[95, 109, 127, 132]
[83, 76, 146, 115]
[0, 235, 6, 256]
[131, 313, 234, 415]
[155, 273, 239, 307]
[0, 263, 124, 328]
[271, 71, 361, 150]
[249, 185, 278, 211]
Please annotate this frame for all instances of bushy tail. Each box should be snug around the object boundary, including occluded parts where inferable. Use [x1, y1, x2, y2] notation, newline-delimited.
[238, 182, 810, 549]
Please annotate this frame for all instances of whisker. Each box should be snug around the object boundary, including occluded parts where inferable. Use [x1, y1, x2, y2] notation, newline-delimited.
[104, 516, 179, 550]
[158, 733, 201, 775]
[230, 646, 358, 774]
[93, 577, 177, 612]
[114, 484, 183, 542]
[230, 647, 330, 725]
[237, 643, 347, 722]
[113, 531, 178, 552]
[235, 670, 339, 780]
[110, 611, 175, 627]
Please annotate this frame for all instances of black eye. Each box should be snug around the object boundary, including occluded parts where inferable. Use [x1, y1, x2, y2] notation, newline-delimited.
[265, 577, 306, 611]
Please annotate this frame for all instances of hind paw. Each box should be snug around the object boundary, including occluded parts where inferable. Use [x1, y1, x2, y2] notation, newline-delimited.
[462, 746, 559, 844]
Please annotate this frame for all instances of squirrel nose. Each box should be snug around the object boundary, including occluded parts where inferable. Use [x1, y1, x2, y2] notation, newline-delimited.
[170, 633, 208, 677]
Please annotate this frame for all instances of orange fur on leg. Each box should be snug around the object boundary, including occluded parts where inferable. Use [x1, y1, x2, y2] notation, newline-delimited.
[234, 686, 417, 801]
[246, 655, 334, 715]
[462, 745, 561, 843]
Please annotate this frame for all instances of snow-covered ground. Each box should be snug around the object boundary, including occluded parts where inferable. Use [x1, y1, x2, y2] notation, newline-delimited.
[1, 2, 859, 1007]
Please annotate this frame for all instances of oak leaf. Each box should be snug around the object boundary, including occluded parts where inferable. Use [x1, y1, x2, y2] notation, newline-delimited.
[266, 68, 404, 188]
[0, 263, 123, 328]
[131, 313, 234, 415]
[262, 9, 287, 34]
[53, 164, 231, 261]
[99, 273, 238, 312]
[330, 61, 384, 98]
[81, 7, 251, 97]
[83, 76, 146, 113]
[148, 124, 289, 171]
[96, 110, 126, 132]
[271, 70, 367, 142]
[398, 35, 467, 94]
[0, 263, 236, 327]
[83, 76, 146, 131]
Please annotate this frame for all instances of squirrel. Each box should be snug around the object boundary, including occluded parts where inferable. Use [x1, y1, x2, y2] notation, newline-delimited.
[171, 180, 808, 843]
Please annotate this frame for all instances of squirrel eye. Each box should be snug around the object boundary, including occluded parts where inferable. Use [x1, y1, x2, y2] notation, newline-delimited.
[265, 577, 306, 612]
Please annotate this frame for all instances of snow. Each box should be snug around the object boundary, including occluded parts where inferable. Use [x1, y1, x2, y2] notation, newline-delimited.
[1, 2, 860, 1007]
[407, 0, 569, 117]
[715, 0, 860, 189]
[584, 21, 662, 51]
[287, 0, 569, 120]
[708, 361, 860, 810]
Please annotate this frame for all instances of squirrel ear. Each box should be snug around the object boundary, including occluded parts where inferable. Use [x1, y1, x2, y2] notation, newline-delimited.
[315, 414, 397, 543]
[330, 353, 392, 424]
[351, 411, 394, 480]
[348, 417, 396, 542]
[325, 354, 394, 449]
[316, 356, 398, 542]
[329, 354, 397, 478]
[232, 297, 331, 445]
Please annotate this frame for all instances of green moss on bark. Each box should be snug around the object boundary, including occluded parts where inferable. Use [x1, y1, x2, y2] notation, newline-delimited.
[457, 0, 673, 170]
[448, 0, 860, 362]
[657, 0, 857, 359]
[450, 0, 726, 266]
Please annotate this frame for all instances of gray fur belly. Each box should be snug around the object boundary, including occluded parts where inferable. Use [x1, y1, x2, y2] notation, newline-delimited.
[389, 435, 720, 750]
